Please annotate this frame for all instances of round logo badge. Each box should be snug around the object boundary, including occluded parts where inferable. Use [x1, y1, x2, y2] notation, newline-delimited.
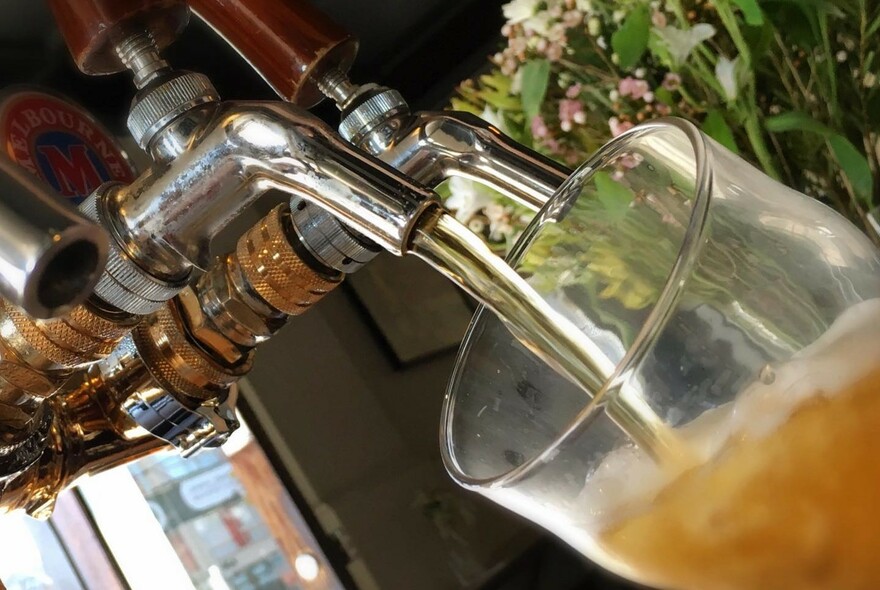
[0, 90, 137, 205]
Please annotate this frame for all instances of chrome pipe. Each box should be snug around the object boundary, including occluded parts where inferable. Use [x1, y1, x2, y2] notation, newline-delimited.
[0, 158, 108, 318]
[104, 101, 438, 279]
[367, 111, 570, 211]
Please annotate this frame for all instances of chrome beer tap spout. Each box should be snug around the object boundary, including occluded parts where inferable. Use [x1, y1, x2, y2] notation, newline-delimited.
[85, 93, 439, 317]
[319, 69, 572, 211]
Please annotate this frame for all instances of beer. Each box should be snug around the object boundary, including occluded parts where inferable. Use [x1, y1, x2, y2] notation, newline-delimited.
[594, 300, 880, 590]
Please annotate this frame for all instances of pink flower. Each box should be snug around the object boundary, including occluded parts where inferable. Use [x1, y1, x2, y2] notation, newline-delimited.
[662, 72, 682, 91]
[546, 42, 564, 61]
[609, 117, 634, 137]
[651, 11, 667, 28]
[655, 102, 672, 116]
[565, 83, 582, 99]
[559, 99, 583, 121]
[543, 137, 561, 152]
[618, 153, 643, 169]
[531, 115, 550, 138]
[618, 77, 651, 100]
[562, 10, 584, 27]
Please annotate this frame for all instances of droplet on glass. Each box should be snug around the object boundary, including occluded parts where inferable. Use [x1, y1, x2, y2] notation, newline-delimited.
[759, 365, 776, 385]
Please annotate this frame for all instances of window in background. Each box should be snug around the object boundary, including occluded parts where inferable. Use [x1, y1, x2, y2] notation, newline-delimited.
[0, 510, 84, 590]
[0, 488, 124, 590]
[79, 415, 344, 590]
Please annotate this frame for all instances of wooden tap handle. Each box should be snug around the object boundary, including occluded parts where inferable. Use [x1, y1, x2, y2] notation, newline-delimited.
[47, 0, 189, 75]
[189, 0, 358, 108]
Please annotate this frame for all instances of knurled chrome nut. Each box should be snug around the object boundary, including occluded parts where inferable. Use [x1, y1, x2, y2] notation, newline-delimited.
[339, 88, 408, 143]
[290, 200, 380, 274]
[128, 71, 219, 149]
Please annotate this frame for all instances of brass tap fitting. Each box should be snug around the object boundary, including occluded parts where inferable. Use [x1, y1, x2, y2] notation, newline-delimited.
[0, 301, 137, 376]
[185, 204, 343, 365]
[0, 300, 139, 459]
[0, 376, 164, 518]
[236, 204, 342, 316]
[112, 204, 342, 456]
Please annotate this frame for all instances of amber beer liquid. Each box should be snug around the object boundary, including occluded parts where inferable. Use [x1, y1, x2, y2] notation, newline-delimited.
[593, 301, 880, 590]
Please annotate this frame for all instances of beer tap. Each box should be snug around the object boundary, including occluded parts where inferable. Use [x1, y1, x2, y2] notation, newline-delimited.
[0, 0, 447, 515]
[190, 0, 572, 210]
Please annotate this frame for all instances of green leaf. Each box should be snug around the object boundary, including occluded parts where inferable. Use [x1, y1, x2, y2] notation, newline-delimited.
[653, 87, 675, 106]
[702, 111, 740, 154]
[647, 31, 674, 68]
[520, 59, 551, 120]
[762, 2, 819, 48]
[593, 171, 635, 220]
[449, 97, 482, 116]
[743, 20, 774, 62]
[765, 111, 874, 204]
[732, 0, 764, 25]
[612, 6, 650, 70]
[828, 135, 874, 204]
[765, 111, 834, 136]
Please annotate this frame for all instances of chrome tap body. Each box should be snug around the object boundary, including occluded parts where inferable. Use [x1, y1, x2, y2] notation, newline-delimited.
[362, 110, 570, 210]
[327, 82, 571, 209]
[108, 101, 437, 272]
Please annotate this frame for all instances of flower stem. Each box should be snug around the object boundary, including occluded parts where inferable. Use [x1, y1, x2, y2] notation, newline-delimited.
[744, 112, 781, 180]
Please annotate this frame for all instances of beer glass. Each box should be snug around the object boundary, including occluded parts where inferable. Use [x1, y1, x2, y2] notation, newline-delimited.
[442, 118, 880, 589]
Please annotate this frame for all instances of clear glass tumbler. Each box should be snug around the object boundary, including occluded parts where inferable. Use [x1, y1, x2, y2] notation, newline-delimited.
[442, 118, 880, 589]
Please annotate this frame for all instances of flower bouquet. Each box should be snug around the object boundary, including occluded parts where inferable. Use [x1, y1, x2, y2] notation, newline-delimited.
[444, 0, 880, 253]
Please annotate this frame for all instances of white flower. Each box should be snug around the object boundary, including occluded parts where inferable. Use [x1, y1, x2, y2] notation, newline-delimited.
[587, 16, 601, 36]
[445, 176, 494, 224]
[597, 36, 607, 49]
[502, 0, 540, 24]
[468, 218, 486, 233]
[634, 67, 646, 78]
[510, 68, 524, 95]
[483, 203, 515, 241]
[836, 50, 847, 63]
[654, 23, 716, 64]
[612, 9, 626, 23]
[575, 0, 593, 12]
[524, 12, 554, 35]
[479, 106, 510, 135]
[715, 56, 739, 102]
[864, 72, 877, 88]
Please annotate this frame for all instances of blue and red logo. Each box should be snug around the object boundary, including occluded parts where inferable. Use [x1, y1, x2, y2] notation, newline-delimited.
[1, 91, 136, 205]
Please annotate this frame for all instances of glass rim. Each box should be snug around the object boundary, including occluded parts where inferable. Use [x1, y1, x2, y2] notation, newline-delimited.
[440, 117, 714, 489]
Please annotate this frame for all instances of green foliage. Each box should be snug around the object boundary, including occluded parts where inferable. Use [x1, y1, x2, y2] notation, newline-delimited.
[732, 0, 763, 25]
[702, 111, 740, 153]
[828, 136, 874, 205]
[520, 59, 551, 119]
[766, 111, 873, 203]
[612, 6, 651, 70]
[593, 171, 636, 220]
[765, 111, 835, 136]
[446, 0, 880, 250]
